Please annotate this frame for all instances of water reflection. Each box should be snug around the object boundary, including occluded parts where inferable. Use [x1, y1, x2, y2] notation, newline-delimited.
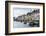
[14, 21, 39, 28]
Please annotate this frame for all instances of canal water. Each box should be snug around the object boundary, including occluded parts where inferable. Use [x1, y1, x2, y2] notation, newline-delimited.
[14, 21, 31, 28]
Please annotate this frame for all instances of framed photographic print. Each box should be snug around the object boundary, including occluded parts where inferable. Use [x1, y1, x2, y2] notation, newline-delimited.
[5, 1, 45, 35]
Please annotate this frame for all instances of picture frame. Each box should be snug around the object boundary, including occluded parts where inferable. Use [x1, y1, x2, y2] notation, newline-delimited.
[5, 1, 45, 35]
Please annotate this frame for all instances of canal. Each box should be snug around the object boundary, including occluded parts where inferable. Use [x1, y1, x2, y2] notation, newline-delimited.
[14, 21, 32, 28]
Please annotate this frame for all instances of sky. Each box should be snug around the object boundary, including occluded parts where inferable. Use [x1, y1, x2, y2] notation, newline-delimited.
[13, 8, 34, 18]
